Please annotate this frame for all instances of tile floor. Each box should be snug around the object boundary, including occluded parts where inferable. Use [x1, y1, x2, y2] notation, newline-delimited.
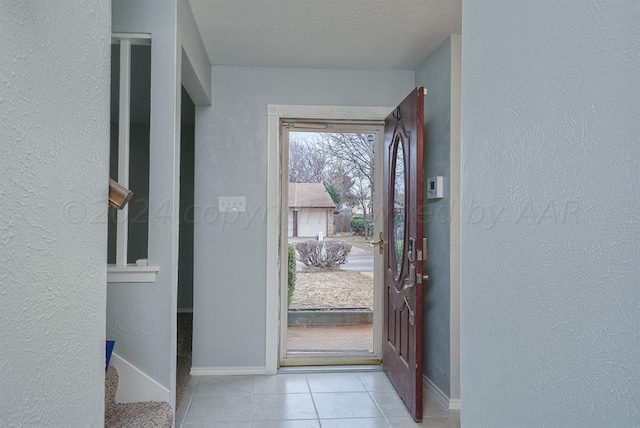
[176, 370, 459, 428]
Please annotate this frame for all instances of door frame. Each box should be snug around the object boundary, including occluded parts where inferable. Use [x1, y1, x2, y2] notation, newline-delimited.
[266, 105, 393, 374]
[280, 122, 384, 366]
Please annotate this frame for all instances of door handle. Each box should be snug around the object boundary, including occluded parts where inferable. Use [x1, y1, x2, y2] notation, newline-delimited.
[368, 232, 384, 255]
[402, 238, 416, 325]
[402, 262, 416, 326]
[404, 273, 430, 324]
[403, 240, 417, 326]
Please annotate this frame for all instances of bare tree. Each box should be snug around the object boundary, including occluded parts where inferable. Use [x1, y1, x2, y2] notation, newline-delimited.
[287, 132, 376, 237]
[317, 133, 375, 237]
[326, 164, 355, 207]
[288, 135, 330, 183]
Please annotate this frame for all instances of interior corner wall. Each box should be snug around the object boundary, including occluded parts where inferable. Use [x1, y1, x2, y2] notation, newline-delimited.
[415, 37, 453, 397]
[192, 66, 415, 369]
[109, 0, 179, 398]
[178, 124, 195, 310]
[178, 0, 212, 105]
[462, 1, 640, 426]
[0, 1, 111, 426]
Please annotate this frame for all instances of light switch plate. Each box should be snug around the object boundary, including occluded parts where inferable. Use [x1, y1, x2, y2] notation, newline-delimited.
[427, 176, 444, 199]
[218, 196, 246, 212]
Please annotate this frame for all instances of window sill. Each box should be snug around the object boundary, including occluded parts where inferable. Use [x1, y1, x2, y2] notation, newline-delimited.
[107, 264, 160, 283]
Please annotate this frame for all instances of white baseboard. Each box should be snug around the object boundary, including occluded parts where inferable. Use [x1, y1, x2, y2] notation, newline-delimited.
[110, 352, 170, 403]
[423, 375, 461, 410]
[190, 366, 266, 376]
[449, 398, 461, 410]
[177, 308, 193, 313]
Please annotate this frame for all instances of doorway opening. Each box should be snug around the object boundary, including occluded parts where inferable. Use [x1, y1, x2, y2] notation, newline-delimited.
[176, 85, 195, 408]
[280, 122, 384, 366]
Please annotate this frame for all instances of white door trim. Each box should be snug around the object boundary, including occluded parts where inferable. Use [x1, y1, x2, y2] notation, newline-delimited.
[266, 104, 393, 374]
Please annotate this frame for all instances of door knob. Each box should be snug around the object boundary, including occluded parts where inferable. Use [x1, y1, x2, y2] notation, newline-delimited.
[423, 274, 429, 281]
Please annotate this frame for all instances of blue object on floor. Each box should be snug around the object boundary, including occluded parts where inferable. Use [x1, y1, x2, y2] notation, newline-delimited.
[106, 340, 115, 372]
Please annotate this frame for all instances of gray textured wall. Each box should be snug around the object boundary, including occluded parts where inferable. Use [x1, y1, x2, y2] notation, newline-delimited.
[462, 1, 640, 426]
[0, 0, 110, 425]
[415, 37, 452, 397]
[108, 0, 180, 392]
[193, 66, 415, 368]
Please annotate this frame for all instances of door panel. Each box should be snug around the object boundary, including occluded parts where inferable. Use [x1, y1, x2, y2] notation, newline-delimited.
[383, 87, 425, 421]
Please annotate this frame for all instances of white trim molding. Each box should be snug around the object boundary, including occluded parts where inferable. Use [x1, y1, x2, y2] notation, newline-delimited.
[424, 375, 461, 410]
[190, 366, 267, 376]
[111, 33, 151, 45]
[107, 264, 160, 283]
[449, 33, 463, 407]
[110, 352, 170, 403]
[266, 104, 393, 375]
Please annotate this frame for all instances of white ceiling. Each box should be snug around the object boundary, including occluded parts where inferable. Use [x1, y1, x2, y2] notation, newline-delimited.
[189, 0, 461, 70]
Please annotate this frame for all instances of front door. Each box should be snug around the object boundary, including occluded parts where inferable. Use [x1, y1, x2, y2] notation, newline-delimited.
[382, 87, 425, 421]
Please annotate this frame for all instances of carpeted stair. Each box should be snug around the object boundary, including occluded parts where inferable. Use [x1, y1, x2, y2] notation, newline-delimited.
[105, 366, 173, 428]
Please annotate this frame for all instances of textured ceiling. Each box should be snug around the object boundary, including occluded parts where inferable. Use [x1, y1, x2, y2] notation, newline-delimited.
[189, 0, 461, 70]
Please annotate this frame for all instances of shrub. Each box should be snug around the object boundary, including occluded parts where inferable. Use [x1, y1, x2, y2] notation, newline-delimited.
[351, 217, 373, 236]
[293, 240, 352, 268]
[287, 244, 296, 306]
[323, 240, 352, 267]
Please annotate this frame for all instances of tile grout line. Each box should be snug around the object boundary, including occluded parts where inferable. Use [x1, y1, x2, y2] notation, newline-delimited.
[178, 377, 199, 428]
[305, 374, 323, 427]
[366, 389, 393, 427]
[358, 374, 393, 427]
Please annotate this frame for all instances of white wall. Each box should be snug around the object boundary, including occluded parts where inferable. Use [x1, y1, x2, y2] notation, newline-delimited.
[462, 0, 640, 426]
[193, 66, 415, 369]
[0, 1, 110, 425]
[109, 0, 180, 410]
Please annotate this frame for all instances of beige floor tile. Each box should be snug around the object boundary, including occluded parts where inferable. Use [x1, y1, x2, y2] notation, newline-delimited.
[252, 393, 317, 421]
[313, 392, 383, 419]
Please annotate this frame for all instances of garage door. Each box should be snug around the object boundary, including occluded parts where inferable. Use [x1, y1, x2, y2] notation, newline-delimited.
[298, 209, 326, 237]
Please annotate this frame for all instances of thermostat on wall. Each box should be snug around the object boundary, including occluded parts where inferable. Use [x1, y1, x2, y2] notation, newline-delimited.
[427, 176, 444, 200]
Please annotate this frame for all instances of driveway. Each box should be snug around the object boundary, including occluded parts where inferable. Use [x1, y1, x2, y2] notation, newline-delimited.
[341, 246, 374, 273]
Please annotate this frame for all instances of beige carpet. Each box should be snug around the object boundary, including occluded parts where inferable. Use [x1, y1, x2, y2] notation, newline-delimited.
[175, 312, 193, 408]
[105, 366, 172, 428]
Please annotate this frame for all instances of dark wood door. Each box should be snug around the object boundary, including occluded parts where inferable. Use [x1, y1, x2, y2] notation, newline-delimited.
[383, 87, 425, 421]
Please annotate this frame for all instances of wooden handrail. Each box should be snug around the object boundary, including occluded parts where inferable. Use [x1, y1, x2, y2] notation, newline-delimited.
[109, 179, 133, 210]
